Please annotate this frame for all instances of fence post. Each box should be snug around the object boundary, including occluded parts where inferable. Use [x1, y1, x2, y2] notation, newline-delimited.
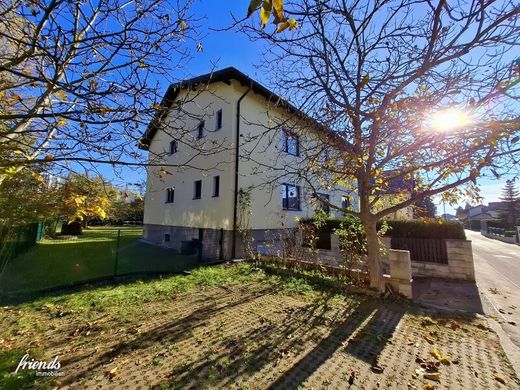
[114, 229, 121, 277]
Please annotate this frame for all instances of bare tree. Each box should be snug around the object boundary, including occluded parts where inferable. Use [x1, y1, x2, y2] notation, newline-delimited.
[240, 0, 520, 289]
[0, 0, 210, 182]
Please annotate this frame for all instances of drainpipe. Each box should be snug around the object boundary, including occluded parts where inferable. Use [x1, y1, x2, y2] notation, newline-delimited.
[232, 87, 251, 259]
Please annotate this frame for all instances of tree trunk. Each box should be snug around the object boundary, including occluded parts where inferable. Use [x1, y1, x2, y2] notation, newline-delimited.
[364, 220, 383, 291]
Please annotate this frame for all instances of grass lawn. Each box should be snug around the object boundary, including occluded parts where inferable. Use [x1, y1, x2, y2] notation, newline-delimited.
[0, 263, 518, 389]
[0, 227, 198, 296]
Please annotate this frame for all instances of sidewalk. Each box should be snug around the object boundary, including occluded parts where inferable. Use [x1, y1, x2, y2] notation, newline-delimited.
[413, 277, 484, 313]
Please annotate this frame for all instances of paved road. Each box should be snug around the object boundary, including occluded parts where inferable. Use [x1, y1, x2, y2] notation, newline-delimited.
[466, 230, 520, 369]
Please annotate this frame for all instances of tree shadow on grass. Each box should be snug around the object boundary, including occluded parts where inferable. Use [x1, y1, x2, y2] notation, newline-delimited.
[57, 285, 280, 384]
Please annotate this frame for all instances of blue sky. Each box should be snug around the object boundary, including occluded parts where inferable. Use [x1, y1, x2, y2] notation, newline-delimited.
[102, 0, 510, 215]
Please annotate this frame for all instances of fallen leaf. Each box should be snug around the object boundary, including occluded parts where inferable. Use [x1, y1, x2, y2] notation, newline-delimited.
[440, 356, 451, 365]
[423, 372, 441, 382]
[108, 367, 118, 378]
[449, 320, 460, 330]
[430, 349, 442, 360]
[348, 371, 356, 386]
[494, 375, 506, 385]
[371, 365, 384, 374]
[422, 384, 436, 390]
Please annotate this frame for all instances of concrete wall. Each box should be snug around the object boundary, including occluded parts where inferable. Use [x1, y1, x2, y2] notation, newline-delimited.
[381, 237, 475, 281]
[384, 249, 413, 298]
[410, 241, 475, 281]
[481, 231, 518, 245]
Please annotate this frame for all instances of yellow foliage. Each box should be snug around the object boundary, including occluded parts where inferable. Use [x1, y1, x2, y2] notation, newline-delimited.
[260, 0, 272, 27]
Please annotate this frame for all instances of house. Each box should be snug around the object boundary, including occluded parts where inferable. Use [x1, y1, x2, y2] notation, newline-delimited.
[139, 68, 359, 260]
[467, 205, 499, 220]
[440, 213, 458, 221]
[370, 172, 414, 220]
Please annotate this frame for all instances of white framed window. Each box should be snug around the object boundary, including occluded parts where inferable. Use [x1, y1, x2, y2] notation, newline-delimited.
[281, 129, 300, 156]
[281, 183, 301, 210]
[315, 193, 330, 214]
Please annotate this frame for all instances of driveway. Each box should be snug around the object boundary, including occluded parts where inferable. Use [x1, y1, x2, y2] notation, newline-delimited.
[466, 230, 520, 372]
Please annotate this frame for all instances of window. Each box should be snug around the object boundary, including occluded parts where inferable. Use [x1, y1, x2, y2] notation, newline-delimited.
[169, 140, 177, 155]
[316, 193, 330, 214]
[341, 196, 351, 209]
[281, 129, 299, 156]
[164, 233, 170, 242]
[193, 180, 202, 199]
[216, 109, 223, 130]
[197, 121, 205, 139]
[213, 176, 220, 197]
[281, 184, 301, 210]
[166, 187, 175, 203]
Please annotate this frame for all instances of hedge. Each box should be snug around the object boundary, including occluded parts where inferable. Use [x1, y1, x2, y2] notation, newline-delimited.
[300, 217, 466, 240]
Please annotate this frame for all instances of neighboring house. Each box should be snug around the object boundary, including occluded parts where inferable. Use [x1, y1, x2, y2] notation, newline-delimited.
[370, 173, 414, 220]
[467, 205, 499, 220]
[441, 213, 458, 221]
[139, 68, 358, 260]
[456, 203, 500, 222]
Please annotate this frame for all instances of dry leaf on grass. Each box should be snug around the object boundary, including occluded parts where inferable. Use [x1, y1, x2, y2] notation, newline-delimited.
[108, 367, 118, 378]
[423, 372, 441, 382]
[494, 375, 507, 385]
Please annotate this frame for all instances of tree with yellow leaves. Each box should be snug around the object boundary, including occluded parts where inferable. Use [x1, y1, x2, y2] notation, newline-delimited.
[242, 0, 520, 289]
[57, 174, 117, 226]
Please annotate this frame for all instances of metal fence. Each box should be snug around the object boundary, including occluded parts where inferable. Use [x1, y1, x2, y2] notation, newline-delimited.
[390, 236, 448, 264]
[0, 223, 42, 274]
[0, 227, 200, 299]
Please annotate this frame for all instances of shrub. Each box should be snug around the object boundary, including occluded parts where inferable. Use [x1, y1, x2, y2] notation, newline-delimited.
[487, 220, 513, 229]
[382, 219, 466, 240]
[61, 220, 82, 235]
[505, 231, 517, 238]
[301, 217, 466, 240]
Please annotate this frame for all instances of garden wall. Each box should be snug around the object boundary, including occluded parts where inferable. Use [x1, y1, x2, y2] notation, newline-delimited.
[381, 237, 475, 281]
[481, 231, 518, 245]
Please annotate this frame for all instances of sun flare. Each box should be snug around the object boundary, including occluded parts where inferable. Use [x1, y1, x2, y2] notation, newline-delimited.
[429, 108, 473, 131]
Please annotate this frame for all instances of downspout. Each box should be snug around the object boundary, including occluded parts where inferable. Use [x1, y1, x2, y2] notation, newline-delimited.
[232, 87, 251, 259]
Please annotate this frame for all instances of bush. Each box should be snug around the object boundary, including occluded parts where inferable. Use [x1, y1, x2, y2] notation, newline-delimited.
[487, 220, 513, 229]
[505, 231, 517, 238]
[382, 219, 466, 240]
[61, 220, 82, 235]
[301, 217, 466, 240]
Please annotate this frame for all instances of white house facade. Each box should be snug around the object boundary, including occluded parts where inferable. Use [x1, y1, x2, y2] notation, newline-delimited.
[140, 68, 359, 261]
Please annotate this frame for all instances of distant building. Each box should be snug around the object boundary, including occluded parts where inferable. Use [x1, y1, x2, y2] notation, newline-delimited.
[441, 213, 457, 221]
[456, 203, 500, 221]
